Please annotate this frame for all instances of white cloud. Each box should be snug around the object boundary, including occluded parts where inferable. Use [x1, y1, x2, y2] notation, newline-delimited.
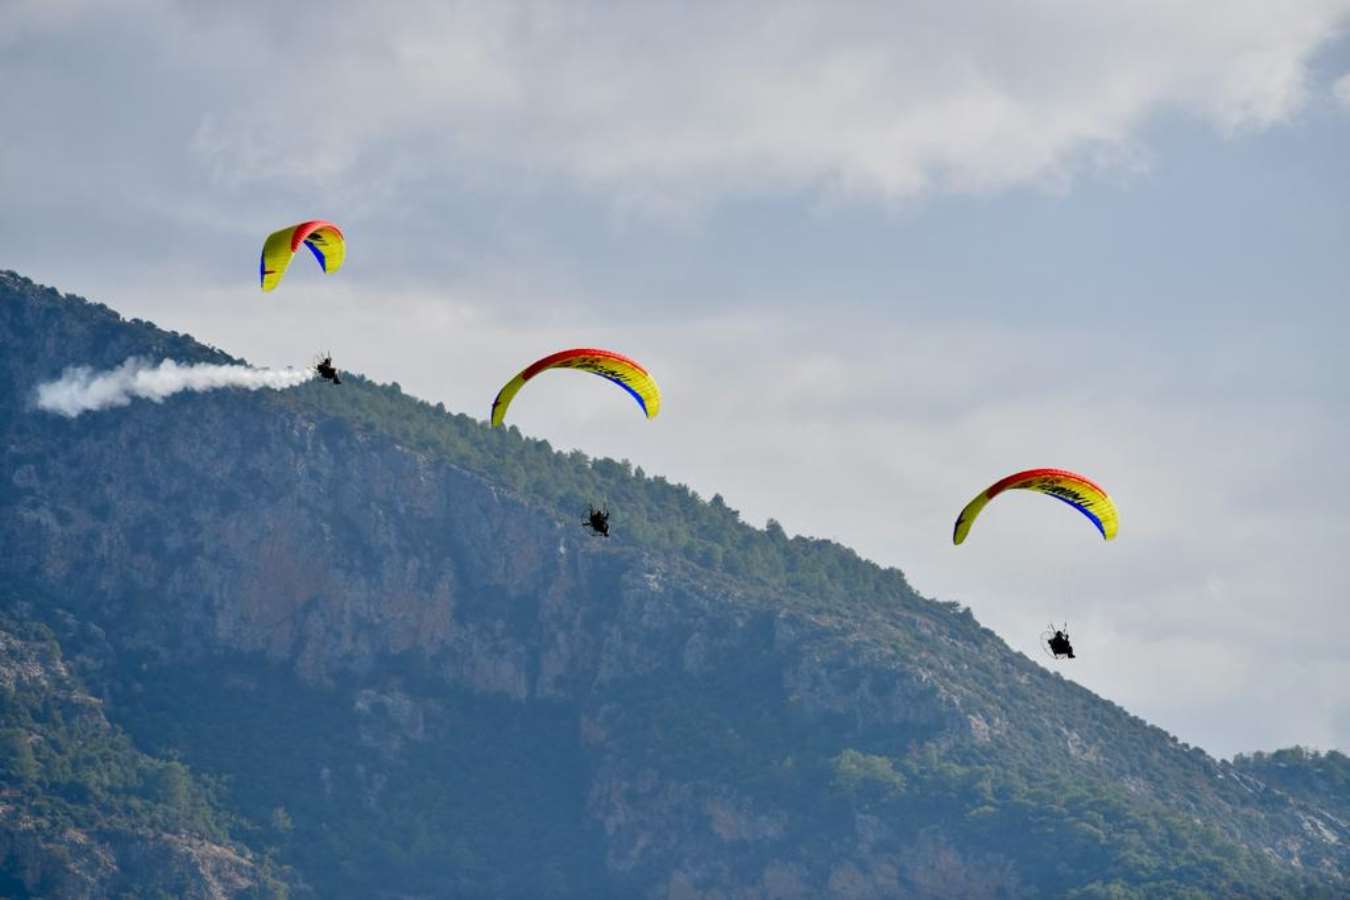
[236, 3, 1350, 205]
[5, 1, 1348, 213]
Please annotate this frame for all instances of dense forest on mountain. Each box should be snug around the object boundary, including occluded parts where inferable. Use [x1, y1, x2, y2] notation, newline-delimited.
[0, 605, 287, 898]
[1233, 748, 1350, 828]
[1, 270, 1346, 898]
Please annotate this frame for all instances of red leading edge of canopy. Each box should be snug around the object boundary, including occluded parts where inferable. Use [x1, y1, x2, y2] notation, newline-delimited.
[519, 348, 649, 383]
[288, 220, 343, 252]
[983, 467, 1108, 501]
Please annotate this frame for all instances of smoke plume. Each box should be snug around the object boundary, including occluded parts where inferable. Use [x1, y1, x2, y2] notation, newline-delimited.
[35, 357, 315, 417]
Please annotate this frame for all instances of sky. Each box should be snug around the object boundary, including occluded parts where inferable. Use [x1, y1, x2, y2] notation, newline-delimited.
[3, 0, 1349, 759]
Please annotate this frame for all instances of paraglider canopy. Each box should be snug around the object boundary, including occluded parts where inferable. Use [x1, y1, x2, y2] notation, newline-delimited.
[490, 348, 661, 428]
[260, 220, 346, 292]
[953, 468, 1118, 545]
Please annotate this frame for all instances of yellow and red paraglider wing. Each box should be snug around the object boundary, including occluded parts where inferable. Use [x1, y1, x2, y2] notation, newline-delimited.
[259, 220, 346, 292]
[953, 468, 1118, 545]
[490, 348, 661, 428]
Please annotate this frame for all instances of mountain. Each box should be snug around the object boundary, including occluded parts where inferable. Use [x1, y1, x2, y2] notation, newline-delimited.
[1232, 749, 1350, 834]
[0, 610, 284, 898]
[1, 269, 1346, 898]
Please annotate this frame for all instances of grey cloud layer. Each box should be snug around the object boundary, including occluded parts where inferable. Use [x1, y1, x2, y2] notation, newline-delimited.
[192, 1, 1350, 202]
[8, 0, 1350, 212]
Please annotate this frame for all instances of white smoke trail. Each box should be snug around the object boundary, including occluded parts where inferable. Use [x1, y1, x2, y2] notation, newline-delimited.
[35, 357, 316, 417]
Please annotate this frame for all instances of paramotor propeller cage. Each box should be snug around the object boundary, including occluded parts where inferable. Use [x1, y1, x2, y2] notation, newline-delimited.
[584, 505, 610, 537]
[1040, 622, 1073, 660]
[313, 351, 341, 385]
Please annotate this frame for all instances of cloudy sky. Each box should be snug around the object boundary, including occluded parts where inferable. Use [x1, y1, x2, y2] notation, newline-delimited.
[4, 0, 1349, 758]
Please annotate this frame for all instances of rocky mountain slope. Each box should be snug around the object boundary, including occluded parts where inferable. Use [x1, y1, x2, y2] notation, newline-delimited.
[0, 609, 282, 899]
[1, 270, 1346, 898]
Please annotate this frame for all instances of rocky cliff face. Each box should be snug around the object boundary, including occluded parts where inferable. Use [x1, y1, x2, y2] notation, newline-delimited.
[1, 270, 1346, 898]
[0, 617, 267, 899]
